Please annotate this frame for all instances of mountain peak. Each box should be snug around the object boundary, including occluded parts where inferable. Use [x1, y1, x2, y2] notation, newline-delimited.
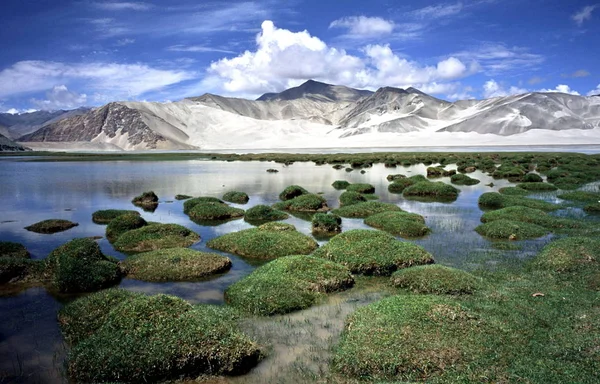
[257, 80, 372, 102]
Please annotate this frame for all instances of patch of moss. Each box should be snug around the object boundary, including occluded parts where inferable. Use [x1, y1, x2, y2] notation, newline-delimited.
[493, 165, 526, 181]
[584, 203, 600, 214]
[312, 213, 342, 235]
[131, 191, 158, 209]
[120, 248, 231, 282]
[531, 237, 600, 272]
[222, 191, 250, 204]
[339, 191, 367, 206]
[106, 213, 148, 242]
[46, 238, 121, 293]
[390, 264, 481, 294]
[272, 194, 329, 212]
[515, 182, 558, 191]
[364, 211, 430, 238]
[312, 229, 433, 275]
[332, 180, 350, 190]
[244, 204, 288, 224]
[403, 181, 460, 200]
[388, 178, 416, 194]
[113, 224, 200, 253]
[427, 167, 456, 178]
[522, 173, 543, 183]
[174, 194, 192, 200]
[225, 255, 354, 316]
[279, 185, 309, 201]
[24, 219, 79, 234]
[346, 183, 375, 194]
[0, 258, 45, 284]
[480, 206, 584, 231]
[0, 241, 29, 259]
[387, 174, 406, 181]
[558, 191, 600, 202]
[499, 187, 529, 196]
[207, 222, 318, 260]
[475, 219, 549, 240]
[183, 197, 225, 214]
[187, 202, 245, 220]
[92, 209, 140, 224]
[450, 173, 480, 186]
[478, 192, 560, 211]
[60, 291, 262, 382]
[333, 201, 402, 218]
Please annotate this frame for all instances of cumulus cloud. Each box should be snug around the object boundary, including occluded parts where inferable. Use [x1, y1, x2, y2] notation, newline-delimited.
[329, 16, 395, 37]
[483, 80, 528, 98]
[204, 21, 470, 96]
[31, 85, 88, 110]
[572, 5, 597, 26]
[587, 84, 600, 96]
[537, 84, 580, 95]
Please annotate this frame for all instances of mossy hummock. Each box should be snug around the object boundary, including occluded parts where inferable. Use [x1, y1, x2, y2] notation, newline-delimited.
[332, 180, 350, 190]
[25, 219, 79, 234]
[207, 222, 318, 260]
[92, 209, 140, 224]
[515, 182, 558, 192]
[131, 191, 159, 207]
[480, 206, 584, 231]
[311, 213, 342, 235]
[279, 185, 309, 201]
[244, 204, 288, 223]
[531, 237, 600, 272]
[450, 173, 480, 186]
[478, 192, 560, 211]
[222, 191, 250, 204]
[187, 202, 245, 221]
[106, 213, 148, 242]
[0, 241, 29, 259]
[339, 191, 367, 206]
[364, 211, 430, 238]
[475, 219, 549, 240]
[225, 255, 354, 316]
[183, 196, 225, 214]
[391, 264, 481, 294]
[499, 187, 530, 196]
[113, 224, 200, 253]
[403, 181, 460, 199]
[0, 258, 45, 284]
[272, 194, 329, 212]
[333, 201, 401, 218]
[312, 229, 433, 275]
[346, 183, 375, 194]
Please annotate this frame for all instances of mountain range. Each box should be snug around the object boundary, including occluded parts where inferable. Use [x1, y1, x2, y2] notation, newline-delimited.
[5, 80, 600, 151]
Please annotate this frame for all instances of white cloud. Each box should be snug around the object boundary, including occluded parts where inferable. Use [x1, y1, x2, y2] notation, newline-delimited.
[204, 21, 470, 96]
[0, 61, 195, 99]
[483, 80, 528, 98]
[588, 84, 600, 96]
[329, 16, 395, 37]
[562, 69, 590, 78]
[409, 3, 463, 19]
[572, 5, 597, 26]
[537, 84, 580, 95]
[454, 43, 544, 75]
[2, 108, 37, 115]
[93, 1, 152, 11]
[30, 85, 88, 110]
[116, 38, 135, 46]
[167, 45, 236, 54]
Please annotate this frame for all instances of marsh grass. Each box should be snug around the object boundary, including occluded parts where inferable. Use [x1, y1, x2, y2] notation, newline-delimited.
[174, 194, 192, 200]
[364, 211, 430, 238]
[24, 219, 78, 234]
[584, 203, 600, 214]
[223, 191, 250, 204]
[279, 185, 309, 201]
[311, 213, 342, 235]
[91, 209, 140, 224]
[273, 194, 329, 212]
[480, 206, 585, 231]
[332, 201, 401, 218]
[338, 191, 366, 207]
[331, 180, 350, 190]
[0, 242, 29, 259]
[0, 258, 45, 284]
[390, 264, 482, 294]
[187, 202, 245, 220]
[183, 196, 225, 214]
[113, 223, 200, 253]
[475, 219, 550, 240]
[558, 191, 600, 202]
[450, 173, 480, 186]
[499, 186, 529, 196]
[345, 183, 375, 194]
[515, 182, 558, 191]
[244, 205, 289, 224]
[105, 213, 148, 242]
[478, 192, 560, 211]
[403, 181, 460, 200]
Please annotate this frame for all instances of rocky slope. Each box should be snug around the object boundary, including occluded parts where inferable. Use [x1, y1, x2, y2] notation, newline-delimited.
[0, 108, 88, 139]
[0, 133, 30, 151]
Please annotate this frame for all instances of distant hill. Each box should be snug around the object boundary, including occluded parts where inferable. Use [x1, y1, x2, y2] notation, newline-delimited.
[257, 80, 372, 102]
[0, 133, 30, 151]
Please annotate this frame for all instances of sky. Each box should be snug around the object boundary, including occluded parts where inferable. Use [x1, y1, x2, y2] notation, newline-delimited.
[0, 0, 599, 113]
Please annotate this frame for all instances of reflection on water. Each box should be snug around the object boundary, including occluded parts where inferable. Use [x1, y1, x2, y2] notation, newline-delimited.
[0, 157, 574, 383]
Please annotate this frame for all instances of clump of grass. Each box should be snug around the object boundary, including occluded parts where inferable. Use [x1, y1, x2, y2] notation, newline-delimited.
[24, 219, 79, 234]
[403, 181, 460, 199]
[427, 167, 456, 178]
[515, 182, 558, 191]
[174, 194, 192, 200]
[480, 206, 584, 231]
[120, 248, 231, 282]
[333, 295, 485, 381]
[333, 201, 401, 218]
[0, 241, 29, 259]
[279, 185, 309, 201]
[493, 165, 526, 181]
[244, 204, 288, 224]
[266, 168, 279, 173]
[339, 191, 367, 206]
[222, 191, 249, 204]
[312, 229, 433, 275]
[387, 174, 406, 181]
[113, 224, 200, 253]
[207, 222, 318, 260]
[0, 258, 46, 284]
[92, 209, 140, 224]
[346, 183, 375, 194]
[388, 178, 416, 194]
[558, 191, 600, 202]
[530, 237, 600, 272]
[225, 255, 354, 316]
[187, 202, 245, 220]
[390, 265, 481, 294]
[332, 180, 350, 190]
[59, 290, 262, 382]
[499, 187, 529, 196]
[522, 173, 543, 183]
[272, 194, 329, 212]
[46, 238, 121, 293]
[475, 219, 549, 240]
[584, 203, 600, 214]
[312, 213, 342, 235]
[450, 173, 480, 186]
[364, 211, 430, 238]
[106, 213, 148, 242]
[478, 192, 560, 211]
[183, 197, 225, 214]
[131, 191, 159, 209]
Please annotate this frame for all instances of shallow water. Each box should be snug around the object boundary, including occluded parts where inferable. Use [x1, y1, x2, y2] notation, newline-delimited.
[0, 157, 576, 383]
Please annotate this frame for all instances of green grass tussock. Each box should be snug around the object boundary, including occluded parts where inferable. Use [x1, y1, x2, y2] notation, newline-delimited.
[174, 194, 192, 200]
[0, 258, 45, 284]
[105, 213, 148, 242]
[272, 194, 329, 212]
[558, 191, 600, 202]
[584, 203, 600, 214]
[332, 180, 350, 190]
[450, 173, 480, 185]
[113, 223, 200, 253]
[480, 206, 584, 231]
[346, 183, 375, 194]
[279, 185, 309, 200]
[364, 211, 430, 238]
[386, 174, 406, 181]
[244, 204, 288, 223]
[427, 166, 456, 178]
[24, 219, 78, 234]
[391, 264, 482, 294]
[403, 181, 460, 199]
[120, 248, 231, 282]
[475, 219, 549, 240]
[225, 255, 354, 316]
[92, 209, 140, 224]
[333, 201, 401, 218]
[388, 178, 416, 194]
[182, 196, 225, 214]
[311, 213, 342, 235]
[499, 187, 529, 196]
[207, 222, 318, 260]
[515, 182, 558, 191]
[131, 191, 158, 209]
[339, 191, 367, 206]
[187, 202, 245, 220]
[0, 241, 29, 258]
[222, 191, 250, 204]
[530, 237, 600, 272]
[478, 192, 560, 211]
[312, 229, 433, 275]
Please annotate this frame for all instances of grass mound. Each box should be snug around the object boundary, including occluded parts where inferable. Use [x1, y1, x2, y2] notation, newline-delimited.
[311, 213, 342, 235]
[59, 290, 262, 382]
[515, 182, 558, 191]
[475, 219, 549, 240]
[478, 192, 560, 211]
[183, 196, 225, 214]
[333, 295, 485, 381]
[427, 166, 456, 178]
[346, 183, 375, 194]
[558, 191, 600, 202]
[403, 181, 460, 199]
[273, 194, 329, 212]
[480, 206, 584, 230]
[106, 213, 148, 242]
[531, 237, 600, 272]
[225, 255, 354, 316]
[0, 241, 29, 259]
[174, 194, 192, 200]
[279, 185, 309, 200]
[120, 248, 231, 282]
[387, 174, 406, 181]
[312, 229, 433, 275]
[0, 258, 45, 284]
[339, 191, 367, 206]
[364, 211, 430, 238]
[332, 180, 350, 189]
[244, 204, 288, 223]
[222, 191, 250, 204]
[113, 224, 200, 253]
[207, 222, 318, 260]
[131, 191, 158, 209]
[391, 265, 481, 294]
[24, 219, 78, 234]
[187, 202, 245, 220]
[388, 178, 416, 194]
[584, 203, 600, 214]
[333, 201, 401, 218]
[46, 238, 121, 293]
[522, 173, 543, 183]
[92, 209, 140, 224]
[499, 187, 529, 196]
[450, 173, 480, 186]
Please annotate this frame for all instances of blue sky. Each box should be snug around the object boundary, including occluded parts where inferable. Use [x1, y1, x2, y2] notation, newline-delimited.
[0, 0, 598, 113]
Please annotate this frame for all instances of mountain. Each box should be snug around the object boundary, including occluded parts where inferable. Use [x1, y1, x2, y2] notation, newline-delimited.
[16, 81, 600, 151]
[0, 133, 30, 151]
[0, 108, 88, 140]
